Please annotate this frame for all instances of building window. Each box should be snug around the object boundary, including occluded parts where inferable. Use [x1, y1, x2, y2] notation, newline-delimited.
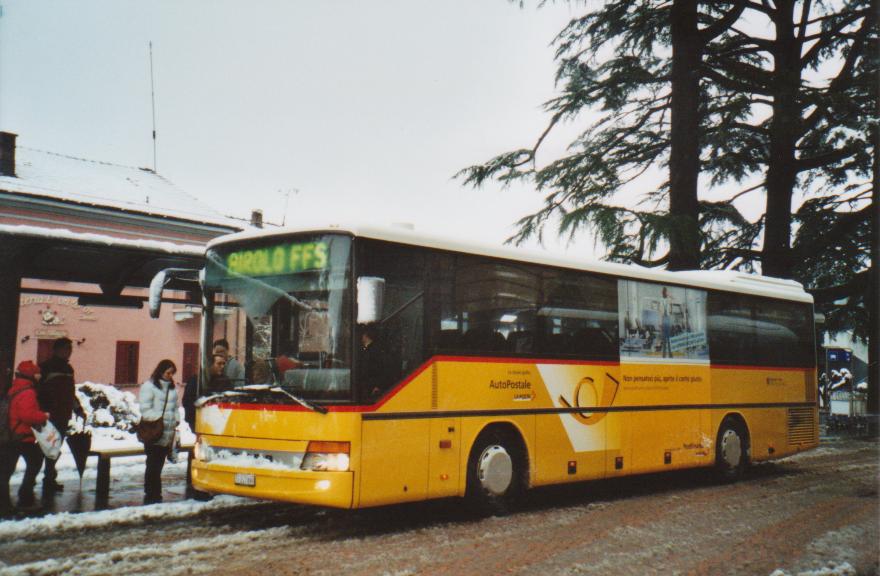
[115, 341, 140, 385]
[182, 343, 199, 384]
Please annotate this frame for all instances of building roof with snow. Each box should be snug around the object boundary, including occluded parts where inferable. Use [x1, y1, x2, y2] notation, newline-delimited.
[0, 141, 244, 244]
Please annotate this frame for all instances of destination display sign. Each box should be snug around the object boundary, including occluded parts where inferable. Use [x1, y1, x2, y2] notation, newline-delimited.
[223, 240, 329, 277]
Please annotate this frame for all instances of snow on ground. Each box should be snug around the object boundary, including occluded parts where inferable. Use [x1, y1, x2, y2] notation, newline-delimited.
[0, 495, 250, 541]
[1, 526, 295, 576]
[4, 381, 218, 534]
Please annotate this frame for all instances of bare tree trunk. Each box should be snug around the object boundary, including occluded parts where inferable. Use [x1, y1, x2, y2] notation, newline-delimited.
[762, 0, 801, 279]
[668, 0, 702, 271]
[869, 45, 879, 416]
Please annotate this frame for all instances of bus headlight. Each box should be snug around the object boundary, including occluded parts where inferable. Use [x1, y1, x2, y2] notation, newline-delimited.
[301, 441, 350, 472]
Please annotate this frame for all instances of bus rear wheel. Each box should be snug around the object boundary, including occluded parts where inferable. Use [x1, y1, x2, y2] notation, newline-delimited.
[715, 417, 749, 481]
[465, 429, 524, 515]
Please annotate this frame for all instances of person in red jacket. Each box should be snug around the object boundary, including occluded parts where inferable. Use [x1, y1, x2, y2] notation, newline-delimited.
[0, 360, 50, 517]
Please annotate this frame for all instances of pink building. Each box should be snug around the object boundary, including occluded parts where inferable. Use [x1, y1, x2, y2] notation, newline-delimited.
[16, 281, 202, 386]
[0, 133, 249, 389]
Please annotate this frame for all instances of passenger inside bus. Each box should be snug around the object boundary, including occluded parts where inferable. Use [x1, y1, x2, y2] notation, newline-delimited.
[206, 354, 232, 393]
[358, 323, 393, 399]
[250, 359, 272, 385]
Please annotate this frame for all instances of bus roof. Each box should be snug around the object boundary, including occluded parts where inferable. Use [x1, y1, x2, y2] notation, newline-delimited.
[207, 223, 813, 304]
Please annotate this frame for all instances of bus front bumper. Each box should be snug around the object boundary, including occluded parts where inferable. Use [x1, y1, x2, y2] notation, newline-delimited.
[192, 462, 354, 509]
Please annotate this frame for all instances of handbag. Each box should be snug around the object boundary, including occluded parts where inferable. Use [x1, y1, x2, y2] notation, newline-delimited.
[33, 420, 63, 460]
[136, 384, 170, 445]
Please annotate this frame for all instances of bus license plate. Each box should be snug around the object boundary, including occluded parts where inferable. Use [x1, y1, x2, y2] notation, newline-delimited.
[234, 473, 256, 487]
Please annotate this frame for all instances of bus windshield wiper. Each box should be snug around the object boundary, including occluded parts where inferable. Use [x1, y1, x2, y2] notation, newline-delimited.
[195, 385, 326, 414]
[263, 360, 328, 414]
[268, 387, 328, 414]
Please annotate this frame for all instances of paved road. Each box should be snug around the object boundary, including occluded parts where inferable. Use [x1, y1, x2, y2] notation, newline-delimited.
[1, 434, 877, 576]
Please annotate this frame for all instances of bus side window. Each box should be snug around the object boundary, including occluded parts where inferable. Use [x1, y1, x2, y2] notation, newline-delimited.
[708, 292, 757, 366]
[430, 254, 539, 357]
[357, 240, 426, 388]
[539, 269, 618, 361]
[753, 299, 813, 368]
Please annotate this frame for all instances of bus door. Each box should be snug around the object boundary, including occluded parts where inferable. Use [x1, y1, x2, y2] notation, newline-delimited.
[359, 418, 429, 507]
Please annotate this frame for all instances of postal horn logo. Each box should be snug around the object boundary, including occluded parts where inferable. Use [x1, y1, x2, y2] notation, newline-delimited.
[558, 372, 620, 426]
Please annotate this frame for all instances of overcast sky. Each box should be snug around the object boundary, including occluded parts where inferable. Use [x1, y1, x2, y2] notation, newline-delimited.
[0, 1, 610, 255]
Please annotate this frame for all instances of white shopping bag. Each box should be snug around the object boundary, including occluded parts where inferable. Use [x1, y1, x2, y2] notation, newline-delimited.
[33, 420, 63, 460]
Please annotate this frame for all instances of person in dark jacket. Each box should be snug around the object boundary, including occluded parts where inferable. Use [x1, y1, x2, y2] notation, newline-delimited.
[1, 361, 50, 517]
[183, 354, 225, 501]
[183, 354, 227, 431]
[358, 323, 393, 399]
[213, 339, 244, 385]
[38, 337, 77, 494]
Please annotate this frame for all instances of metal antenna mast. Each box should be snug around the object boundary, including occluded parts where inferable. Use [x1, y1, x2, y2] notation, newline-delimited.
[149, 41, 158, 172]
[281, 190, 290, 226]
[281, 188, 298, 226]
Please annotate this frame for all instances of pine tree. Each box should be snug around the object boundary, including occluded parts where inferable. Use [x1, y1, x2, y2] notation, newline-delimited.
[461, 0, 877, 404]
[459, 1, 747, 269]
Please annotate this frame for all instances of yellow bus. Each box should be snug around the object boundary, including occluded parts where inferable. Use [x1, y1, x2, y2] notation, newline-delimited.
[153, 224, 818, 511]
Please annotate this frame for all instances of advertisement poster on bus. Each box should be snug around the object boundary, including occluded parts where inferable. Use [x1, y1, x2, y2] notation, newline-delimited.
[618, 280, 709, 363]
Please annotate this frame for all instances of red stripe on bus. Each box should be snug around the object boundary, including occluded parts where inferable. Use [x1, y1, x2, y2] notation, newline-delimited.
[711, 364, 812, 372]
[208, 355, 617, 413]
[207, 356, 813, 413]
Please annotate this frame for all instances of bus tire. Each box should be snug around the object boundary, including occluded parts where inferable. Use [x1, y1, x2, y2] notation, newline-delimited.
[465, 428, 525, 515]
[715, 417, 749, 482]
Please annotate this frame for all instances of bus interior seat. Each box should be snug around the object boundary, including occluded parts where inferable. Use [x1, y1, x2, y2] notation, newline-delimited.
[507, 330, 534, 354]
[462, 327, 507, 353]
[436, 329, 462, 351]
[283, 368, 350, 393]
[573, 327, 617, 358]
[543, 333, 577, 355]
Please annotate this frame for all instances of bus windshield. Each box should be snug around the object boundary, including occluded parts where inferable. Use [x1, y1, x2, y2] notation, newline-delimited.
[204, 234, 353, 402]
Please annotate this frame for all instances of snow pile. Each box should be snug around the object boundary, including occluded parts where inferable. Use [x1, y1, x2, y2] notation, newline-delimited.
[769, 562, 856, 576]
[72, 382, 141, 434]
[67, 382, 194, 450]
[209, 449, 295, 471]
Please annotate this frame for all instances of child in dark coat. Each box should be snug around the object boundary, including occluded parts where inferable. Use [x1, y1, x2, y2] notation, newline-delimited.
[38, 337, 77, 493]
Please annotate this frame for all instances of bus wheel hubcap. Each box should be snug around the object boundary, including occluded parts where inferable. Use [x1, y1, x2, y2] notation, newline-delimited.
[478, 445, 513, 496]
[721, 429, 742, 468]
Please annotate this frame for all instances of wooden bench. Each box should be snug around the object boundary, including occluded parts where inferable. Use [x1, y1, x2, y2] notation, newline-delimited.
[90, 444, 194, 501]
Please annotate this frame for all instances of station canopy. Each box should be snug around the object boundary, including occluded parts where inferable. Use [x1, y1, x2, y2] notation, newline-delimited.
[1, 223, 205, 302]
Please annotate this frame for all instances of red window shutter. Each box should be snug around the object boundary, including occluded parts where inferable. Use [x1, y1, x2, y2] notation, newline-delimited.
[182, 343, 199, 383]
[115, 341, 140, 385]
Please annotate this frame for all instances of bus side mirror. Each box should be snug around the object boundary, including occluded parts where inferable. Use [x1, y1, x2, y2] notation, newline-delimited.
[357, 276, 385, 324]
[148, 270, 169, 319]
[148, 267, 200, 319]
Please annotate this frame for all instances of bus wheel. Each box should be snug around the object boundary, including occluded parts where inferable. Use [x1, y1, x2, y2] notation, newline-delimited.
[465, 429, 524, 515]
[715, 418, 748, 481]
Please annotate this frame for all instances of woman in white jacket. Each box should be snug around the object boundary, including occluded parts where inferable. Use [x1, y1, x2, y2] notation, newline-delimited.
[139, 359, 180, 504]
